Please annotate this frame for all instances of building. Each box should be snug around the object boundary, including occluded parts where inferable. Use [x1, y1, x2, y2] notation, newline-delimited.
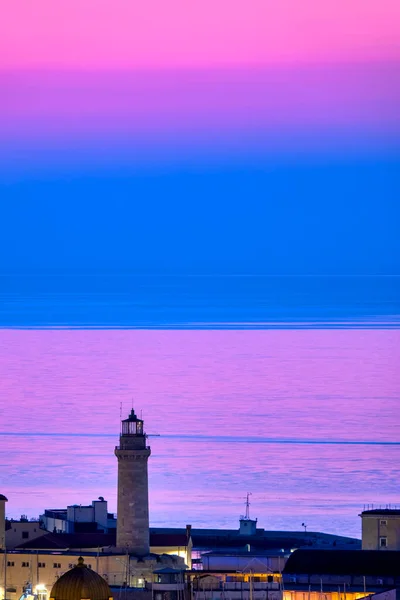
[282, 549, 400, 600]
[2, 496, 43, 555]
[360, 509, 400, 550]
[40, 499, 116, 535]
[200, 549, 285, 572]
[190, 569, 281, 600]
[152, 567, 187, 600]
[170, 523, 359, 568]
[6, 519, 43, 550]
[0, 548, 185, 600]
[13, 529, 192, 568]
[189, 548, 284, 600]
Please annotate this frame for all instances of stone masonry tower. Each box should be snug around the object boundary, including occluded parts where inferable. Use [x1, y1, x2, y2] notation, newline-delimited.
[115, 410, 151, 555]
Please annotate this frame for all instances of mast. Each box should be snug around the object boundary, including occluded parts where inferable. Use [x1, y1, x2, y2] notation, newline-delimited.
[245, 493, 252, 520]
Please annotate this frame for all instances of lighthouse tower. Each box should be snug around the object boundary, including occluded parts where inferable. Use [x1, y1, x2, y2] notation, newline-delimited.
[115, 410, 151, 555]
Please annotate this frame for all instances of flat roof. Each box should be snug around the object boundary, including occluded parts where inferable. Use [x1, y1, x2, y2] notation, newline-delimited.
[284, 549, 400, 576]
[361, 509, 400, 516]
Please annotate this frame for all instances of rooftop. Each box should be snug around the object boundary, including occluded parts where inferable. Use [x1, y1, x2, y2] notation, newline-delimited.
[14, 526, 360, 553]
[361, 509, 400, 515]
[202, 549, 287, 557]
[284, 549, 400, 576]
[151, 527, 360, 551]
[16, 531, 189, 551]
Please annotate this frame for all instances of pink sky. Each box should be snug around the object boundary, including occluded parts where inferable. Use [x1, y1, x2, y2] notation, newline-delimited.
[1, 0, 400, 69]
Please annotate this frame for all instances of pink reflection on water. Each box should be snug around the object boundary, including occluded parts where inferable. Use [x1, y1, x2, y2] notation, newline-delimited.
[0, 329, 399, 537]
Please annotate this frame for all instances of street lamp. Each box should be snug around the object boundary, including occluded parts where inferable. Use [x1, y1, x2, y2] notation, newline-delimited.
[302, 523, 307, 533]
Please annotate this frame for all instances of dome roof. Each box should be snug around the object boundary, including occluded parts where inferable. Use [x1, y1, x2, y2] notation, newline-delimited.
[0, 494, 8, 501]
[50, 557, 112, 600]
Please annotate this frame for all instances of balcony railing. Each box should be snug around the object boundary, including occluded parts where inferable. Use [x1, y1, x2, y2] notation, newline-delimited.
[147, 583, 185, 591]
[193, 583, 281, 592]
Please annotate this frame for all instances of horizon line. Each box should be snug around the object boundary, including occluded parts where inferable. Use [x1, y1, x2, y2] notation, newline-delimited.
[0, 431, 398, 446]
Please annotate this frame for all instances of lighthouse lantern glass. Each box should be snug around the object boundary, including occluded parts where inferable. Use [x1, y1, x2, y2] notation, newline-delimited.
[122, 417, 144, 436]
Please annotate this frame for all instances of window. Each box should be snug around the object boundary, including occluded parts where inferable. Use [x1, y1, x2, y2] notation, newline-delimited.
[7, 561, 14, 567]
[22, 562, 30, 568]
[379, 536, 387, 548]
[87, 564, 92, 569]
[22, 531, 29, 539]
[53, 563, 61, 569]
[38, 562, 46, 568]
[380, 520, 387, 526]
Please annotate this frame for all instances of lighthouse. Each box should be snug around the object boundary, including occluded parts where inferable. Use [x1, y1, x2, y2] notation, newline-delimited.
[115, 410, 151, 555]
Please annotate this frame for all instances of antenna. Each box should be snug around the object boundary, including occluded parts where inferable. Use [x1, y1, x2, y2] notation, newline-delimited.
[245, 492, 252, 520]
[120, 402, 122, 419]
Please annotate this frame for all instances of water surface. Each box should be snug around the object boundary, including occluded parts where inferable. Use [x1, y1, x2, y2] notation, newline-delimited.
[0, 327, 398, 538]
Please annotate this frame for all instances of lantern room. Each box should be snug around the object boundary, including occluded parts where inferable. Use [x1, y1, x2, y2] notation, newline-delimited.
[121, 409, 144, 436]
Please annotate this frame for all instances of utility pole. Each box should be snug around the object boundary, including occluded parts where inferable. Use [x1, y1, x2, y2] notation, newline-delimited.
[4, 548, 7, 600]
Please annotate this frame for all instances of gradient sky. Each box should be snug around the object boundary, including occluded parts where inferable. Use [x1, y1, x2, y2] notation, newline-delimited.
[2, 0, 400, 68]
[1, 1, 399, 274]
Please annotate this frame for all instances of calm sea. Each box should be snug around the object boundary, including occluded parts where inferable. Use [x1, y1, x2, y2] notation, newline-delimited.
[0, 276, 399, 539]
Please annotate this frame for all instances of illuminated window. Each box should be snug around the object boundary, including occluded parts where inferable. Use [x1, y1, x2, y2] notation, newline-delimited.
[36, 587, 47, 600]
[379, 537, 387, 548]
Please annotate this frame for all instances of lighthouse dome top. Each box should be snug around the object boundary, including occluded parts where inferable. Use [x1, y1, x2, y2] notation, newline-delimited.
[123, 409, 141, 422]
[50, 557, 112, 600]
